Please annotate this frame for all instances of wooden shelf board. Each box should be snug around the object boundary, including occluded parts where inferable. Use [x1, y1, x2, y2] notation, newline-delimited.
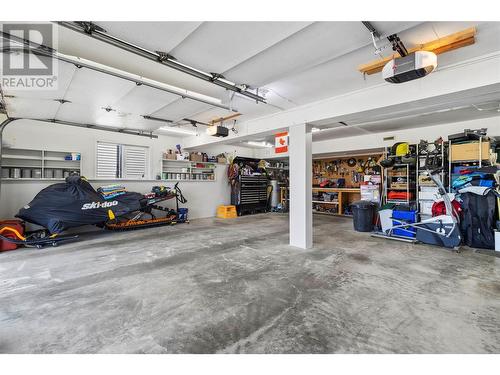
[2, 165, 43, 168]
[358, 27, 476, 75]
[2, 155, 42, 160]
[312, 200, 339, 205]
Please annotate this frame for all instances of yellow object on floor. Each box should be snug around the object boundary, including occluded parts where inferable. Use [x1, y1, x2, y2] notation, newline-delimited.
[217, 205, 237, 219]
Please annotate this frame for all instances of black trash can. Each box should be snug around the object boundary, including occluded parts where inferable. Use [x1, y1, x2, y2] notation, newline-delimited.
[351, 200, 375, 232]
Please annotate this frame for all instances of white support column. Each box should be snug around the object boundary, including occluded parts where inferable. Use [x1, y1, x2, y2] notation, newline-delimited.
[289, 123, 312, 249]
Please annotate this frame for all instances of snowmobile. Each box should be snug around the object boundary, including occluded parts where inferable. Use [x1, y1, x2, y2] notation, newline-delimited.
[0, 176, 188, 249]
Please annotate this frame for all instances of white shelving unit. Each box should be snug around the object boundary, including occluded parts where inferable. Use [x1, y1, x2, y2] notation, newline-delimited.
[161, 159, 217, 182]
[448, 136, 490, 192]
[1, 148, 81, 180]
[416, 141, 449, 218]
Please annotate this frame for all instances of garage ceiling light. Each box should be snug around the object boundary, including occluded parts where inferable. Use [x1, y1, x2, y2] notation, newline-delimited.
[472, 102, 500, 112]
[158, 126, 198, 136]
[247, 141, 274, 148]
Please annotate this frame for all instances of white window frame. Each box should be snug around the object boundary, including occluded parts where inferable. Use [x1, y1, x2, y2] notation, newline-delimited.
[96, 141, 150, 180]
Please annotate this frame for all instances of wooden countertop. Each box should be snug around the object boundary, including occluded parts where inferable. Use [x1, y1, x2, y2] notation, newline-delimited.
[281, 187, 361, 192]
[312, 187, 361, 192]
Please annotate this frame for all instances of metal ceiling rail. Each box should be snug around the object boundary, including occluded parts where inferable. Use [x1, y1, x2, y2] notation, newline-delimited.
[41, 118, 159, 138]
[57, 21, 267, 104]
[0, 31, 236, 112]
[143, 115, 211, 128]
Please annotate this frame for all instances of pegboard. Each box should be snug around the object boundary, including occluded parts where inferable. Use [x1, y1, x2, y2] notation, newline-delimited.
[313, 154, 382, 188]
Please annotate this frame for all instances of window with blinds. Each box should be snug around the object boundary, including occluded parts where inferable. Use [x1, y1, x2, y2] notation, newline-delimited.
[122, 145, 147, 179]
[96, 142, 119, 178]
[96, 142, 148, 179]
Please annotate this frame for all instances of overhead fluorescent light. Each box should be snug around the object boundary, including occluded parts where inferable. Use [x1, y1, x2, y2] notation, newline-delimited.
[472, 103, 500, 112]
[247, 141, 274, 148]
[430, 105, 470, 114]
[158, 126, 197, 136]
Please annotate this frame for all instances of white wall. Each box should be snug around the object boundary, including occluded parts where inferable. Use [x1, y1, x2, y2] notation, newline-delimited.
[0, 120, 232, 221]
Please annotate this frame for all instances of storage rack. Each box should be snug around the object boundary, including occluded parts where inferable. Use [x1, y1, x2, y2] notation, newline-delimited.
[448, 135, 490, 191]
[1, 148, 81, 180]
[416, 141, 449, 218]
[384, 163, 417, 204]
[382, 145, 417, 206]
[161, 159, 216, 181]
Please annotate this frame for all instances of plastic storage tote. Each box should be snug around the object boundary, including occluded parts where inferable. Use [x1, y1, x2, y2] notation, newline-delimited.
[392, 210, 417, 238]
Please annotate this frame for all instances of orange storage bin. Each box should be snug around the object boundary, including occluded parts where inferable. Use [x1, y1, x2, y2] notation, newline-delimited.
[0, 220, 25, 252]
[217, 205, 237, 219]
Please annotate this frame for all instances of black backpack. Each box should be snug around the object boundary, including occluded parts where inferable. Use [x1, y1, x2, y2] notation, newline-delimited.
[459, 191, 497, 249]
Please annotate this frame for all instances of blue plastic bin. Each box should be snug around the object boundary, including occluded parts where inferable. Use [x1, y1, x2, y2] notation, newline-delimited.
[177, 208, 188, 222]
[392, 210, 416, 238]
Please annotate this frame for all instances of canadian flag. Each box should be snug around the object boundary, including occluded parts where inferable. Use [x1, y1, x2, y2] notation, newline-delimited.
[275, 132, 288, 153]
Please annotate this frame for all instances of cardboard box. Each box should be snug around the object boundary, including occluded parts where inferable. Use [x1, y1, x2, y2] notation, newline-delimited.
[163, 151, 177, 160]
[418, 175, 436, 186]
[190, 153, 203, 162]
[450, 141, 490, 162]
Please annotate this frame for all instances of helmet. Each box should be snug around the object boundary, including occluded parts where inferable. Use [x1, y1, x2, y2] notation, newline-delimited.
[391, 142, 410, 157]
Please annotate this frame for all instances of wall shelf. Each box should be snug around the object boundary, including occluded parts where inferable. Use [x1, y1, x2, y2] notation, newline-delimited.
[161, 159, 217, 181]
[1, 148, 81, 180]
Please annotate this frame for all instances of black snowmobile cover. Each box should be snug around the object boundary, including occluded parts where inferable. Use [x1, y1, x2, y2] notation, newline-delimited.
[16, 176, 143, 234]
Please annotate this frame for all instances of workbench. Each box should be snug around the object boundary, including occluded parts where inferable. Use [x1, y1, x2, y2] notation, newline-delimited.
[280, 187, 361, 216]
[312, 187, 360, 216]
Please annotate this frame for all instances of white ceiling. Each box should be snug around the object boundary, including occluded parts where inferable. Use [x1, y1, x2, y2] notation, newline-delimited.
[168, 22, 312, 74]
[1, 21, 499, 135]
[97, 22, 203, 54]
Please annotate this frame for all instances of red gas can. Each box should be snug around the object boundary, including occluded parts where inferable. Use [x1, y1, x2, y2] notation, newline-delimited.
[0, 220, 25, 252]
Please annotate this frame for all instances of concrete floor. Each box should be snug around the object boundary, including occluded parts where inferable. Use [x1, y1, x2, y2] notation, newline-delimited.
[0, 213, 499, 353]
